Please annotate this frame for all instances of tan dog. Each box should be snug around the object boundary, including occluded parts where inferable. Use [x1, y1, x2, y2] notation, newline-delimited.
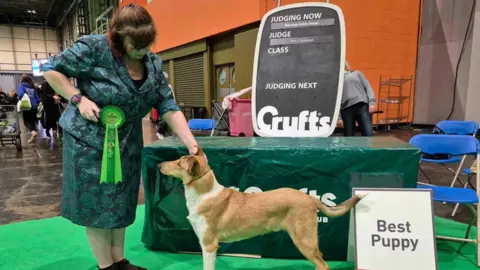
[158, 147, 364, 270]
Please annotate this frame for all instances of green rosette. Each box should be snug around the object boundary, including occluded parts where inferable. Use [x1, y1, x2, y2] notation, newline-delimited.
[99, 106, 125, 184]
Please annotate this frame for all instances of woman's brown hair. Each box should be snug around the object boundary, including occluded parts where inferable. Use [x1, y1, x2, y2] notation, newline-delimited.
[107, 3, 157, 57]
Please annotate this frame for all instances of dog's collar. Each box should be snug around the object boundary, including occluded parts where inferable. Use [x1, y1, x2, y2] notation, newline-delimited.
[185, 169, 212, 186]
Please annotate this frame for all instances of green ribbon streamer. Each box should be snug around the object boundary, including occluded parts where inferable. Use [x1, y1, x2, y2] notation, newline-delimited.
[99, 106, 125, 184]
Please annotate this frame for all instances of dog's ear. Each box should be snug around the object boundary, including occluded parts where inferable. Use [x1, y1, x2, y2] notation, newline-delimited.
[186, 156, 201, 177]
[194, 145, 204, 156]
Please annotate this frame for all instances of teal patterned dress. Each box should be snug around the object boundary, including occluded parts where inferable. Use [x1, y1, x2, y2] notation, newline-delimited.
[42, 35, 179, 229]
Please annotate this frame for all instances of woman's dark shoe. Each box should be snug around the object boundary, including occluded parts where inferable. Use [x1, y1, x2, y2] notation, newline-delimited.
[98, 263, 118, 270]
[115, 259, 147, 270]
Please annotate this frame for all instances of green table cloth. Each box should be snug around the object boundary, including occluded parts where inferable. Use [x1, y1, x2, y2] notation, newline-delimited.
[141, 136, 420, 260]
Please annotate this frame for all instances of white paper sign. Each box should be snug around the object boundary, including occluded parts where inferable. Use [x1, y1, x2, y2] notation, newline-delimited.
[353, 188, 438, 270]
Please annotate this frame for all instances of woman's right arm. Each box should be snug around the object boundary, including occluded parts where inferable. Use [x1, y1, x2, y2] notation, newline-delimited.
[43, 71, 80, 101]
[43, 71, 99, 122]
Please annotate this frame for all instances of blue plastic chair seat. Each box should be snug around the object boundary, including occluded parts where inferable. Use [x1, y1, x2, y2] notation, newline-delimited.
[188, 119, 215, 130]
[420, 157, 462, 164]
[417, 184, 479, 204]
[463, 168, 475, 175]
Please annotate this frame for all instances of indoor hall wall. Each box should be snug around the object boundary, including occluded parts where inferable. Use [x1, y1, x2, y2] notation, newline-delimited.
[129, 0, 421, 124]
[414, 0, 475, 125]
[265, 0, 421, 124]
[0, 25, 60, 72]
[464, 2, 480, 124]
[121, 0, 264, 53]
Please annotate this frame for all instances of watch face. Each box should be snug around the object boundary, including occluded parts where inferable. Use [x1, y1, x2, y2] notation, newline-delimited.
[72, 95, 82, 104]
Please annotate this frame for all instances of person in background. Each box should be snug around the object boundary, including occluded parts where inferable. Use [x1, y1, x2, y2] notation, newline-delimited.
[337, 62, 376, 136]
[40, 80, 62, 145]
[8, 90, 18, 105]
[42, 4, 199, 270]
[17, 74, 41, 143]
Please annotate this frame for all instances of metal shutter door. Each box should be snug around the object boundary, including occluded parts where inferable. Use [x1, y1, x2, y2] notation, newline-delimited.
[162, 60, 170, 79]
[174, 53, 204, 106]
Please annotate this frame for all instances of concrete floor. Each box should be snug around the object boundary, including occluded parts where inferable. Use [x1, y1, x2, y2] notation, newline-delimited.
[0, 125, 475, 225]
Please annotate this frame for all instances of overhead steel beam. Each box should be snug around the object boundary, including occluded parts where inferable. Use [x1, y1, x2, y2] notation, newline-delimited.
[57, 0, 82, 28]
[45, 0, 56, 23]
[0, 13, 47, 26]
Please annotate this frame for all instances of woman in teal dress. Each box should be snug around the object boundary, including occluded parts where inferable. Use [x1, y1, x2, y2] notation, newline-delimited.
[42, 4, 199, 270]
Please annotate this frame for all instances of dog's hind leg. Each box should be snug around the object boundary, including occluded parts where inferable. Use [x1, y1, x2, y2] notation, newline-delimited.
[292, 238, 330, 270]
[285, 214, 331, 270]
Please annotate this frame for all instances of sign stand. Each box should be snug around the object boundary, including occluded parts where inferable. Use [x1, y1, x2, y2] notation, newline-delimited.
[252, 3, 345, 137]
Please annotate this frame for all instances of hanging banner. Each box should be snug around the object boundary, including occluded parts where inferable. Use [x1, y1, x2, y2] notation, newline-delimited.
[252, 3, 345, 137]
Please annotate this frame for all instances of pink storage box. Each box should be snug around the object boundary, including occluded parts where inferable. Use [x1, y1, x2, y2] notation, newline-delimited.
[229, 98, 254, 137]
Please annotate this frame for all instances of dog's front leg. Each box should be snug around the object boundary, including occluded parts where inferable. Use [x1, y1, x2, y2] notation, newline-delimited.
[201, 246, 217, 270]
[201, 231, 219, 270]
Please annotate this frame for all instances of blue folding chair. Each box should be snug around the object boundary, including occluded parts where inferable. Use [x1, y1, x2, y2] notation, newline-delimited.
[187, 119, 216, 135]
[413, 134, 480, 266]
[456, 164, 478, 217]
[420, 121, 479, 187]
[433, 120, 479, 136]
[436, 121, 479, 215]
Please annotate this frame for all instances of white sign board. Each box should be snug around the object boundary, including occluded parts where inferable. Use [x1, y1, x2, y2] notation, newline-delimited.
[252, 3, 346, 137]
[353, 188, 437, 270]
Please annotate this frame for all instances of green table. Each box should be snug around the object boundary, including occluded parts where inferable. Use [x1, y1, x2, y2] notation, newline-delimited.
[141, 136, 420, 260]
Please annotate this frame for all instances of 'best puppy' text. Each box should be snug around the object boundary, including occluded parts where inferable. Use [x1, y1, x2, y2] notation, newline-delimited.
[371, 220, 419, 252]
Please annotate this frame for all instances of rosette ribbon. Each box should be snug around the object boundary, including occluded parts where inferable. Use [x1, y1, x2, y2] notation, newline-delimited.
[99, 106, 125, 184]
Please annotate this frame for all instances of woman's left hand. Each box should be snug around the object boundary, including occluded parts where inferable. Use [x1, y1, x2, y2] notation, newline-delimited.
[369, 105, 377, 114]
[189, 145, 208, 163]
[189, 146, 198, 155]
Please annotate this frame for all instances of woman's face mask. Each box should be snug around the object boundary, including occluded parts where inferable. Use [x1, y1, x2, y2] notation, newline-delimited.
[124, 38, 151, 60]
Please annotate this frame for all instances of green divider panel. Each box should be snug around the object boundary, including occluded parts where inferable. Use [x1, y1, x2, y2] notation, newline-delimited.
[141, 137, 420, 260]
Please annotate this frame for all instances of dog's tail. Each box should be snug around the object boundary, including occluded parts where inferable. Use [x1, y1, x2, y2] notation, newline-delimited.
[314, 194, 366, 217]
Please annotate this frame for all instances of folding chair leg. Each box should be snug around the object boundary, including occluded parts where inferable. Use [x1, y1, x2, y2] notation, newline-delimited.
[210, 108, 227, 137]
[456, 204, 477, 253]
[452, 174, 472, 217]
[419, 167, 433, 184]
[449, 155, 467, 188]
[468, 177, 477, 191]
[446, 167, 466, 187]
[212, 101, 230, 130]
[466, 204, 476, 237]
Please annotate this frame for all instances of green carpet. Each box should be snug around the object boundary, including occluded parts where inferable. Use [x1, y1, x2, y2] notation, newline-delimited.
[0, 206, 477, 270]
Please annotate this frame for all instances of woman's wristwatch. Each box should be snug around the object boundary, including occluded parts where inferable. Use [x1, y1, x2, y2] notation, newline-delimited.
[70, 94, 83, 107]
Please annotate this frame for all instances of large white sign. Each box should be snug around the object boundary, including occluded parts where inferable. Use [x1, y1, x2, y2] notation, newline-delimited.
[352, 188, 438, 270]
[252, 3, 346, 137]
